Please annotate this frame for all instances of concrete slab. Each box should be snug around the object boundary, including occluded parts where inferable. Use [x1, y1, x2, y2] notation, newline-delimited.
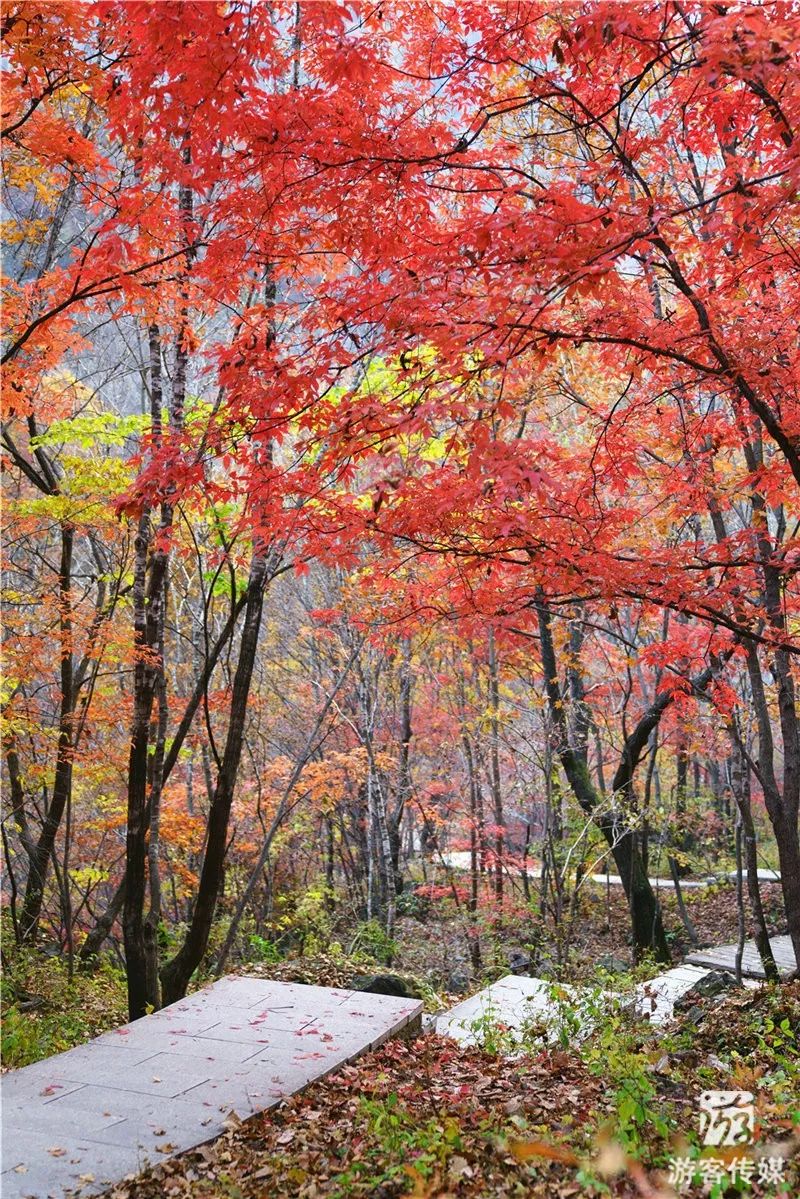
[439, 853, 780, 890]
[106, 1028, 265, 1062]
[1, 1132, 143, 1199]
[0, 975, 422, 1199]
[1, 1104, 128, 1143]
[436, 963, 725, 1052]
[633, 964, 712, 1023]
[587, 873, 710, 890]
[435, 975, 590, 1048]
[725, 869, 781, 883]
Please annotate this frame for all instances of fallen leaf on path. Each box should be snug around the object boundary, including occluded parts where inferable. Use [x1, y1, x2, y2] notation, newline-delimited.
[509, 1138, 579, 1165]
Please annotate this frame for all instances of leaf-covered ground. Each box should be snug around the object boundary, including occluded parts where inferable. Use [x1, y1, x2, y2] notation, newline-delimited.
[236, 881, 789, 1008]
[98, 983, 800, 1199]
[0, 945, 126, 1070]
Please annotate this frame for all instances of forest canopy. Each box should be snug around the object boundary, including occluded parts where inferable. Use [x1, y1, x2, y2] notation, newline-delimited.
[2, 0, 800, 1050]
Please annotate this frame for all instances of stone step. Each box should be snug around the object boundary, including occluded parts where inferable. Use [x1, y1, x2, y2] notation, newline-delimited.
[0, 977, 422, 1199]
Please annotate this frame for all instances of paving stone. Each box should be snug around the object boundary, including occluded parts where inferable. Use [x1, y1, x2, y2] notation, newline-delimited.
[242, 1056, 339, 1094]
[436, 976, 578, 1047]
[634, 966, 714, 1023]
[246, 1027, 377, 1072]
[44, 1082, 229, 1136]
[187, 1013, 301, 1042]
[0, 1127, 144, 1199]
[102, 1028, 264, 1063]
[0, 1073, 87, 1105]
[11, 1042, 161, 1083]
[116, 1047, 265, 1082]
[2, 1102, 127, 1142]
[53, 1052, 215, 1098]
[107, 1009, 221, 1037]
[43, 1081, 219, 1120]
[1, 975, 422, 1197]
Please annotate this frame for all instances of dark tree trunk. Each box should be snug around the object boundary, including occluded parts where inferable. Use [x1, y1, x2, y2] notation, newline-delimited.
[773, 810, 800, 971]
[160, 550, 270, 1004]
[728, 728, 779, 980]
[667, 854, 699, 946]
[742, 451, 800, 969]
[143, 668, 168, 1009]
[80, 878, 126, 963]
[536, 596, 670, 962]
[461, 726, 482, 972]
[123, 509, 157, 1020]
[123, 326, 170, 1021]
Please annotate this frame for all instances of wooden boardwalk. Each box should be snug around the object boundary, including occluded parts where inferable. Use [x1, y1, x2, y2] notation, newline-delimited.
[0, 976, 422, 1199]
[687, 934, 797, 980]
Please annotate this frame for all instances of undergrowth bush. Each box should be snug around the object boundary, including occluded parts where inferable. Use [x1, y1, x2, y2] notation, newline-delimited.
[1, 944, 126, 1068]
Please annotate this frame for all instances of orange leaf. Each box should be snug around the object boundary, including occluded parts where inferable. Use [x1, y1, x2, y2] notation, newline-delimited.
[509, 1138, 579, 1165]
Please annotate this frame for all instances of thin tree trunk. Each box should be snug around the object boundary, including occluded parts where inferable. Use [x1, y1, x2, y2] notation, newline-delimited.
[461, 727, 482, 971]
[536, 595, 670, 962]
[667, 854, 699, 946]
[80, 878, 126, 963]
[143, 668, 168, 1009]
[728, 723, 779, 980]
[389, 639, 413, 891]
[123, 325, 171, 1021]
[160, 548, 270, 1004]
[20, 522, 74, 942]
[372, 768, 396, 946]
[734, 816, 746, 985]
[487, 629, 504, 906]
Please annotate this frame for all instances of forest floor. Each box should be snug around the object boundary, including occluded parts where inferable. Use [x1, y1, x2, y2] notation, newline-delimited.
[95, 981, 800, 1199]
[3, 881, 798, 1197]
[1, 881, 788, 1068]
[255, 880, 789, 1005]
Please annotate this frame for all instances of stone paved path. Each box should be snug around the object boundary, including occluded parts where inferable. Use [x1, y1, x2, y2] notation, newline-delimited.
[435, 965, 724, 1049]
[439, 852, 780, 890]
[0, 976, 422, 1199]
[687, 934, 797, 980]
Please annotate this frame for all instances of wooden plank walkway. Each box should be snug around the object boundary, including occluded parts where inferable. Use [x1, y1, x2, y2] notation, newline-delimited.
[0, 976, 422, 1199]
[686, 934, 797, 980]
